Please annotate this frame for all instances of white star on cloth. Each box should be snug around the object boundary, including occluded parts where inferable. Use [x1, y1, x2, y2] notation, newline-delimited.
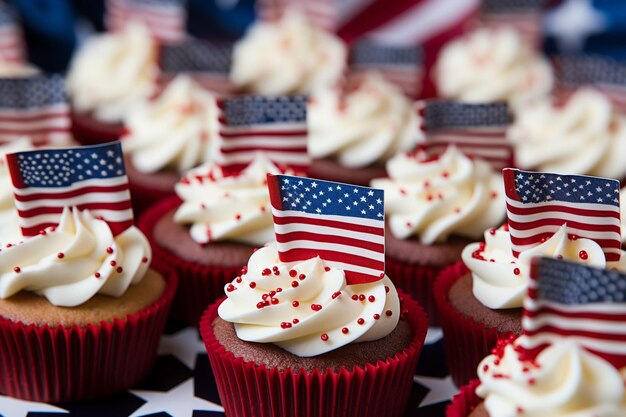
[129, 378, 223, 417]
[157, 328, 206, 369]
[413, 375, 458, 407]
[0, 395, 68, 417]
[545, 0, 606, 52]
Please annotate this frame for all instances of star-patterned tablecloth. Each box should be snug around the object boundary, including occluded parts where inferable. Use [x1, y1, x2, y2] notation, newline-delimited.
[0, 322, 459, 417]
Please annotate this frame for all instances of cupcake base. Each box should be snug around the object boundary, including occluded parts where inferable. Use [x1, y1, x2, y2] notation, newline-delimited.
[71, 111, 124, 146]
[0, 261, 177, 402]
[199, 291, 428, 417]
[446, 380, 482, 417]
[308, 158, 387, 187]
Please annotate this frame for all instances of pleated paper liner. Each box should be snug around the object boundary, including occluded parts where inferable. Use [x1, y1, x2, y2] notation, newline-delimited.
[138, 196, 243, 326]
[199, 291, 428, 417]
[385, 255, 448, 325]
[434, 261, 519, 387]
[446, 380, 482, 417]
[0, 258, 178, 402]
[128, 175, 176, 218]
[70, 111, 124, 146]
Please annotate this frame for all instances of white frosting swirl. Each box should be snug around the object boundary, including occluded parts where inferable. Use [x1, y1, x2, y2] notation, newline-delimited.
[218, 246, 400, 357]
[509, 89, 626, 179]
[230, 11, 346, 95]
[174, 155, 280, 246]
[0, 207, 151, 307]
[67, 23, 158, 123]
[371, 146, 505, 244]
[435, 28, 553, 107]
[463, 224, 626, 309]
[122, 75, 218, 174]
[0, 60, 38, 77]
[0, 139, 32, 245]
[308, 72, 421, 168]
[477, 339, 626, 417]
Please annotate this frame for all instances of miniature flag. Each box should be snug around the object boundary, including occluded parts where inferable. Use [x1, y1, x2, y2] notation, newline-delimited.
[556, 55, 626, 113]
[217, 96, 308, 175]
[522, 257, 626, 369]
[503, 169, 621, 262]
[267, 174, 384, 284]
[5, 141, 133, 236]
[0, 75, 71, 146]
[0, 1, 25, 64]
[159, 38, 234, 95]
[419, 100, 513, 170]
[476, 0, 544, 48]
[106, 0, 187, 43]
[348, 41, 422, 98]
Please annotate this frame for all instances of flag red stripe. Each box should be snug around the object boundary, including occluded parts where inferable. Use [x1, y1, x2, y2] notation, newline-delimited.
[279, 247, 384, 271]
[0, 112, 69, 122]
[17, 200, 133, 218]
[272, 214, 385, 236]
[220, 146, 307, 154]
[506, 203, 620, 218]
[275, 230, 384, 253]
[507, 218, 620, 233]
[219, 129, 307, 138]
[0, 127, 69, 135]
[13, 184, 130, 198]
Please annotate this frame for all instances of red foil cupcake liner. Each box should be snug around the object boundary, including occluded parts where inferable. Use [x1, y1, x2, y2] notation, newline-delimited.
[0, 259, 178, 403]
[446, 380, 481, 417]
[434, 261, 515, 387]
[386, 255, 446, 325]
[139, 196, 241, 327]
[199, 291, 428, 417]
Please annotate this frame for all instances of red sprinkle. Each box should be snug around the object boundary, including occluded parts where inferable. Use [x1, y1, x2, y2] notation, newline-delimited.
[324, 266, 330, 272]
[116, 266, 123, 273]
[579, 250, 588, 260]
[385, 310, 393, 317]
[320, 333, 329, 341]
[358, 294, 365, 301]
[332, 291, 341, 299]
[249, 282, 257, 289]
[379, 272, 385, 278]
[13, 266, 20, 273]
[489, 228, 496, 235]
[236, 277, 242, 283]
[483, 364, 489, 372]
[39, 230, 47, 236]
[256, 302, 264, 309]
[442, 171, 449, 178]
[298, 274, 306, 280]
[368, 295, 375, 302]
[280, 322, 292, 329]
[385, 286, 390, 293]
[110, 260, 117, 266]
[235, 214, 241, 221]
[226, 284, 235, 292]
[57, 252, 64, 259]
[291, 281, 299, 288]
[276, 288, 282, 292]
[513, 268, 520, 275]
[271, 298, 279, 305]
[357, 318, 365, 325]
[292, 318, 299, 324]
[262, 268, 271, 276]
[292, 301, 299, 307]
[289, 269, 297, 277]
[352, 294, 359, 300]
[94, 272, 101, 278]
[311, 304, 322, 311]
[341, 327, 349, 334]
[373, 314, 380, 320]
[106, 247, 114, 254]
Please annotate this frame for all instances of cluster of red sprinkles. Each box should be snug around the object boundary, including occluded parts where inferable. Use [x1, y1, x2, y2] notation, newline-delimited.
[483, 335, 540, 390]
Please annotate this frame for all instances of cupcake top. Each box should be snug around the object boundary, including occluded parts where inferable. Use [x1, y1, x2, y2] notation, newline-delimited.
[174, 155, 280, 246]
[217, 245, 400, 357]
[508, 88, 626, 179]
[435, 28, 553, 107]
[462, 224, 626, 309]
[370, 146, 505, 244]
[308, 72, 421, 168]
[0, 207, 151, 307]
[476, 337, 626, 417]
[122, 75, 218, 174]
[67, 23, 158, 123]
[230, 11, 346, 95]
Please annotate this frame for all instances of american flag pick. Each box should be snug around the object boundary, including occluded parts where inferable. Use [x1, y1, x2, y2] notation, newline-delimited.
[0, 75, 71, 146]
[217, 96, 308, 175]
[256, 0, 338, 31]
[267, 174, 385, 284]
[476, 0, 544, 48]
[5, 141, 134, 237]
[159, 39, 234, 95]
[503, 169, 621, 262]
[348, 42, 423, 98]
[0, 1, 25, 64]
[522, 257, 626, 369]
[105, 0, 187, 43]
[418, 100, 513, 170]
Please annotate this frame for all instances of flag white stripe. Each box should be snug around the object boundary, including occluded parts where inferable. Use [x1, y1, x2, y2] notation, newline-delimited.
[18, 208, 134, 228]
[220, 123, 306, 134]
[519, 333, 626, 355]
[273, 223, 385, 245]
[13, 176, 129, 196]
[220, 136, 306, 149]
[507, 210, 620, 227]
[276, 239, 385, 262]
[15, 190, 132, 210]
[522, 315, 626, 334]
[321, 260, 383, 277]
[0, 118, 70, 130]
[218, 152, 309, 165]
[272, 206, 384, 228]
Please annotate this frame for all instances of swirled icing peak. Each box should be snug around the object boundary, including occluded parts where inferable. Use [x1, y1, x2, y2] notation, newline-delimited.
[308, 72, 422, 168]
[476, 337, 626, 417]
[435, 28, 553, 107]
[463, 224, 626, 309]
[218, 245, 400, 357]
[371, 146, 505, 244]
[67, 22, 158, 123]
[0, 207, 151, 307]
[230, 11, 346, 95]
[509, 88, 626, 179]
[174, 154, 281, 246]
[122, 75, 218, 174]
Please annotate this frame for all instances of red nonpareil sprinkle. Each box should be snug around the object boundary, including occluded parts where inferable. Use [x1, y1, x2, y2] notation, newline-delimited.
[236, 277, 242, 283]
[483, 364, 489, 372]
[351, 294, 359, 301]
[368, 295, 375, 302]
[332, 291, 341, 299]
[256, 302, 264, 309]
[490, 191, 498, 199]
[260, 206, 266, 212]
[426, 194, 434, 201]
[324, 266, 330, 272]
[292, 301, 299, 307]
[385, 286, 389, 293]
[6, 243, 12, 248]
[280, 322, 292, 329]
[271, 298, 279, 305]
[513, 268, 520, 275]
[358, 294, 365, 301]
[357, 318, 365, 325]
[399, 188, 407, 196]
[249, 282, 257, 289]
[235, 214, 241, 221]
[110, 260, 117, 266]
[39, 230, 46, 236]
[423, 180, 430, 188]
[454, 207, 461, 213]
[241, 266, 248, 274]
[106, 247, 114, 254]
[276, 287, 282, 292]
[528, 378, 536, 385]
[570, 234, 578, 240]
[262, 268, 271, 276]
[49, 227, 56, 232]
[292, 318, 299, 324]
[406, 222, 412, 228]
[289, 269, 297, 277]
[299, 274, 306, 280]
[94, 272, 101, 278]
[489, 228, 496, 235]
[385, 310, 393, 317]
[320, 333, 329, 341]
[291, 281, 299, 288]
[226, 284, 235, 292]
[13, 266, 20, 273]
[57, 252, 64, 259]
[311, 304, 322, 311]
[442, 171, 449, 178]
[116, 266, 123, 273]
[502, 223, 509, 231]
[341, 327, 349, 334]
[379, 272, 385, 278]
[373, 314, 380, 320]
[516, 407, 524, 414]
[579, 250, 588, 260]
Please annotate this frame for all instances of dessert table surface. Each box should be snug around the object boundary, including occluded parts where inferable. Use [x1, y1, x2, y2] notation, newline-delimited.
[0, 323, 457, 417]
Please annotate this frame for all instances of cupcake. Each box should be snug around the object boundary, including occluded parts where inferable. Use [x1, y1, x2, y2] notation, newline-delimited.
[200, 244, 428, 417]
[139, 155, 282, 326]
[508, 88, 626, 180]
[434, 28, 552, 108]
[230, 11, 346, 95]
[121, 74, 218, 214]
[309, 72, 421, 186]
[371, 145, 506, 323]
[67, 23, 158, 145]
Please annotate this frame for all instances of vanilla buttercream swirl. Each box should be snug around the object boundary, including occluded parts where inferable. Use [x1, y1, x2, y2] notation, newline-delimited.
[0, 207, 151, 307]
[308, 72, 421, 168]
[218, 246, 400, 357]
[122, 75, 218, 174]
[230, 11, 346, 95]
[435, 28, 553, 107]
[509, 88, 626, 179]
[174, 155, 281, 246]
[462, 224, 626, 309]
[67, 23, 158, 123]
[476, 338, 626, 417]
[371, 146, 505, 244]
